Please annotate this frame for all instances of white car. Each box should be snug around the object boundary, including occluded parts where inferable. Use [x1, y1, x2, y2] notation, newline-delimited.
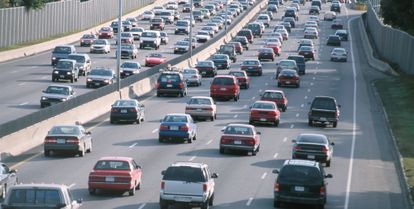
[129, 27, 144, 40]
[196, 31, 211, 43]
[257, 14, 271, 27]
[185, 96, 217, 120]
[141, 10, 155, 20]
[308, 15, 320, 24]
[201, 26, 215, 36]
[182, 68, 202, 86]
[179, 0, 189, 4]
[304, 27, 319, 39]
[270, 32, 284, 43]
[324, 11, 337, 21]
[330, 47, 347, 62]
[90, 39, 110, 54]
[206, 23, 220, 33]
[305, 21, 319, 29]
[275, 29, 289, 40]
[166, 1, 178, 10]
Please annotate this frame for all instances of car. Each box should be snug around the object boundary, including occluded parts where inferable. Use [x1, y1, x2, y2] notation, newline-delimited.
[311, 0, 322, 9]
[179, 0, 189, 4]
[210, 75, 240, 101]
[196, 31, 211, 43]
[110, 99, 145, 124]
[264, 42, 281, 56]
[228, 41, 244, 55]
[308, 15, 320, 24]
[156, 71, 188, 97]
[330, 47, 348, 62]
[67, 53, 91, 76]
[309, 5, 320, 15]
[201, 8, 212, 18]
[121, 20, 133, 31]
[52, 59, 79, 83]
[324, 11, 336, 21]
[174, 40, 190, 54]
[182, 3, 193, 12]
[267, 4, 278, 12]
[284, 8, 298, 21]
[205, 23, 219, 33]
[51, 45, 76, 66]
[218, 44, 237, 62]
[182, 68, 202, 86]
[234, 36, 249, 50]
[219, 124, 261, 155]
[282, 17, 296, 28]
[304, 27, 319, 39]
[326, 35, 341, 46]
[257, 14, 270, 27]
[330, 3, 341, 13]
[201, 26, 215, 37]
[90, 39, 111, 54]
[276, 28, 289, 40]
[118, 32, 134, 44]
[40, 85, 75, 108]
[331, 19, 343, 29]
[98, 26, 114, 39]
[145, 53, 166, 67]
[159, 10, 175, 24]
[229, 70, 250, 89]
[117, 44, 138, 59]
[210, 18, 224, 29]
[175, 20, 190, 35]
[298, 46, 316, 61]
[272, 160, 333, 208]
[287, 55, 306, 75]
[297, 39, 315, 51]
[276, 59, 299, 77]
[185, 96, 217, 120]
[80, 34, 97, 46]
[44, 124, 92, 157]
[150, 18, 165, 30]
[258, 48, 275, 62]
[88, 157, 142, 196]
[270, 32, 284, 43]
[86, 67, 115, 88]
[196, 60, 217, 77]
[120, 61, 141, 78]
[193, 10, 204, 22]
[290, 3, 300, 11]
[159, 113, 197, 143]
[281, 21, 292, 33]
[0, 163, 17, 199]
[153, 6, 165, 15]
[305, 21, 319, 29]
[308, 96, 341, 127]
[237, 29, 254, 43]
[241, 59, 263, 76]
[249, 100, 281, 126]
[260, 90, 288, 112]
[126, 17, 139, 27]
[246, 22, 263, 37]
[140, 30, 161, 49]
[160, 31, 169, 45]
[183, 37, 197, 48]
[335, 29, 348, 41]
[166, 1, 178, 10]
[110, 21, 120, 33]
[277, 69, 300, 88]
[211, 54, 231, 70]
[1, 184, 82, 209]
[292, 133, 335, 167]
[160, 162, 217, 209]
[142, 10, 155, 20]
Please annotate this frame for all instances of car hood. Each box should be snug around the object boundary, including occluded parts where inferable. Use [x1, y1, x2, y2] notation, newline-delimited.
[91, 44, 107, 47]
[196, 34, 210, 39]
[41, 93, 70, 99]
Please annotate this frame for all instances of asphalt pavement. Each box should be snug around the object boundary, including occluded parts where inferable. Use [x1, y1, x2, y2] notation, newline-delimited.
[1, 1, 410, 209]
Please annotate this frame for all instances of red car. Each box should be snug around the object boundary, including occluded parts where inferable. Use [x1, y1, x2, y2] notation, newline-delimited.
[219, 124, 261, 155]
[229, 41, 244, 55]
[88, 156, 142, 196]
[249, 100, 281, 126]
[145, 53, 166, 67]
[98, 27, 114, 39]
[80, 34, 97, 47]
[298, 46, 316, 61]
[258, 48, 275, 62]
[277, 69, 300, 88]
[210, 75, 240, 101]
[260, 90, 288, 112]
[264, 43, 281, 56]
[229, 70, 250, 89]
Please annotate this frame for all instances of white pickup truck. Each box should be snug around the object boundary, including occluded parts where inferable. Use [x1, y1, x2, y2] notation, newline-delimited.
[139, 30, 161, 49]
[160, 162, 218, 209]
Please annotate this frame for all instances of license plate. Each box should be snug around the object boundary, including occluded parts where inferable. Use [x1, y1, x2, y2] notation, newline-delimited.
[105, 176, 115, 182]
[125, 73, 130, 76]
[201, 72, 206, 75]
[170, 126, 179, 130]
[95, 82, 100, 86]
[295, 186, 305, 192]
[260, 118, 267, 122]
[234, 140, 242, 145]
[60, 75, 65, 78]
[166, 84, 173, 87]
[121, 109, 127, 113]
[57, 139, 66, 144]
[248, 67, 253, 69]
[308, 155, 315, 159]
[196, 108, 202, 111]
[220, 88, 227, 91]
[286, 81, 291, 84]
[320, 117, 327, 121]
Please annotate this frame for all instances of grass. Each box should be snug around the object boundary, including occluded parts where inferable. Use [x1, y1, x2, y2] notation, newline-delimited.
[374, 69, 414, 199]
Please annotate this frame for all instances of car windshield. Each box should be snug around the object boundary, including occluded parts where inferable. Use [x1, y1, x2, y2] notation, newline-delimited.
[8, 189, 61, 205]
[160, 12, 172, 16]
[176, 41, 189, 46]
[212, 77, 233, 85]
[150, 53, 162, 58]
[280, 61, 295, 67]
[252, 102, 275, 109]
[163, 166, 206, 182]
[279, 165, 322, 184]
[177, 21, 188, 26]
[212, 55, 227, 60]
[94, 160, 130, 170]
[56, 61, 73, 69]
[50, 126, 79, 135]
[45, 86, 70, 95]
[243, 60, 259, 65]
[238, 30, 250, 36]
[82, 34, 95, 39]
[121, 33, 131, 37]
[312, 98, 337, 110]
[94, 40, 107, 45]
[90, 69, 112, 76]
[259, 48, 272, 53]
[258, 16, 268, 20]
[53, 46, 71, 54]
[101, 27, 111, 31]
[67, 55, 85, 63]
[189, 98, 212, 105]
[262, 92, 283, 99]
[333, 48, 345, 53]
[163, 115, 188, 122]
[142, 32, 157, 38]
[198, 31, 209, 35]
[121, 45, 133, 50]
[300, 46, 313, 51]
[288, 56, 305, 63]
[224, 126, 253, 135]
[113, 100, 136, 107]
[229, 71, 245, 77]
[121, 62, 139, 68]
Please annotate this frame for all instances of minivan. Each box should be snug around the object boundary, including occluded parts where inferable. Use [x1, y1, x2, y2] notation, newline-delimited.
[157, 72, 188, 97]
[210, 75, 240, 101]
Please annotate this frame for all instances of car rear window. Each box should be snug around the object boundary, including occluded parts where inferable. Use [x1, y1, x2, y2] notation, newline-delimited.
[243, 60, 259, 65]
[163, 166, 206, 182]
[279, 165, 322, 184]
[94, 40, 107, 45]
[8, 189, 61, 205]
[212, 77, 234, 85]
[113, 100, 136, 107]
[298, 135, 328, 144]
[229, 71, 245, 77]
[163, 115, 188, 122]
[94, 160, 130, 170]
[159, 74, 180, 83]
[252, 102, 275, 109]
[189, 98, 212, 105]
[53, 47, 71, 54]
[312, 98, 337, 110]
[263, 92, 283, 99]
[280, 70, 297, 76]
[121, 62, 139, 68]
[50, 126, 79, 135]
[224, 126, 253, 135]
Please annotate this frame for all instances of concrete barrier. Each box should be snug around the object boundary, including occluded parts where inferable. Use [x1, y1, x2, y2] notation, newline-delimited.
[0, 0, 170, 63]
[0, 0, 266, 157]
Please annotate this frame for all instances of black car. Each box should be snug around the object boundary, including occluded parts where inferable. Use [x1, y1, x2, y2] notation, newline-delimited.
[211, 54, 231, 70]
[309, 6, 320, 15]
[287, 55, 306, 75]
[335, 29, 348, 41]
[281, 21, 292, 33]
[44, 125, 92, 157]
[86, 67, 116, 88]
[326, 35, 341, 46]
[292, 133, 335, 167]
[234, 36, 249, 50]
[195, 60, 217, 77]
[273, 160, 333, 208]
[156, 72, 188, 97]
[267, 4, 278, 12]
[0, 163, 18, 200]
[246, 23, 263, 38]
[284, 9, 298, 21]
[52, 59, 79, 83]
[110, 99, 145, 124]
[282, 17, 296, 28]
[330, 3, 341, 13]
[308, 96, 341, 127]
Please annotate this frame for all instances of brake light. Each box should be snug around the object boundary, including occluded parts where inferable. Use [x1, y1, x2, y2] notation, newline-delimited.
[203, 183, 208, 192]
[220, 138, 229, 144]
[111, 108, 118, 112]
[251, 110, 259, 115]
[161, 181, 165, 189]
[320, 186, 326, 195]
[156, 82, 160, 89]
[247, 139, 255, 145]
[66, 137, 80, 144]
[294, 145, 301, 151]
[268, 111, 277, 116]
[160, 124, 169, 130]
[206, 107, 213, 111]
[322, 146, 328, 153]
[274, 183, 280, 192]
[179, 82, 184, 89]
[130, 108, 137, 113]
[44, 137, 56, 144]
[180, 124, 189, 131]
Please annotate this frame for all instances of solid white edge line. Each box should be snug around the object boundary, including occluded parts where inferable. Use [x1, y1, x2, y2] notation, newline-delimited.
[283, 137, 287, 142]
[129, 142, 138, 148]
[138, 203, 146, 209]
[290, 124, 294, 129]
[261, 172, 267, 179]
[233, 114, 238, 118]
[189, 156, 196, 161]
[206, 139, 213, 145]
[246, 197, 254, 206]
[273, 153, 278, 159]
[19, 102, 28, 106]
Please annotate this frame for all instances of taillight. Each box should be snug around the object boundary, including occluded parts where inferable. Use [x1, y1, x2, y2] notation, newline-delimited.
[161, 181, 165, 189]
[274, 183, 280, 192]
[268, 111, 277, 116]
[294, 76, 299, 80]
[111, 108, 118, 112]
[294, 145, 301, 151]
[179, 82, 184, 89]
[192, 75, 197, 78]
[66, 137, 80, 144]
[320, 186, 326, 195]
[251, 110, 259, 115]
[180, 124, 189, 131]
[322, 146, 328, 153]
[130, 108, 137, 113]
[220, 138, 228, 144]
[160, 124, 169, 130]
[203, 183, 208, 192]
[206, 107, 213, 111]
[44, 137, 56, 144]
[247, 139, 255, 145]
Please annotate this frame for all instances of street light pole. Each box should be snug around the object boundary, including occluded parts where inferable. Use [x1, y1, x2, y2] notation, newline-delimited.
[189, 0, 194, 66]
[225, 1, 228, 31]
[116, 0, 122, 97]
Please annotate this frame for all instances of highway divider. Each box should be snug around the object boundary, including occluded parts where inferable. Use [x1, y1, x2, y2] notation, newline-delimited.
[0, 0, 267, 158]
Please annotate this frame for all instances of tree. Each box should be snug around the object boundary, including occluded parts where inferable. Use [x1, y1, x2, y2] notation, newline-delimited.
[21, 0, 46, 10]
[381, 0, 414, 34]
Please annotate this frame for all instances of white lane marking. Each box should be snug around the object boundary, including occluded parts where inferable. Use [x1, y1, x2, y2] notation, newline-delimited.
[205, 139, 213, 145]
[261, 172, 267, 179]
[246, 197, 254, 206]
[152, 128, 159, 133]
[68, 183, 76, 188]
[189, 156, 197, 161]
[19, 102, 28, 106]
[283, 137, 287, 142]
[290, 124, 295, 129]
[265, 82, 269, 86]
[259, 89, 263, 92]
[304, 96, 308, 100]
[10, 70, 18, 74]
[301, 104, 304, 108]
[314, 71, 317, 74]
[310, 82, 314, 86]
[41, 76, 48, 79]
[296, 113, 300, 117]
[273, 153, 279, 159]
[233, 114, 238, 118]
[313, 77, 316, 80]
[345, 15, 358, 209]
[307, 89, 311, 92]
[129, 143, 138, 148]
[251, 96, 256, 100]
[138, 203, 146, 209]
[243, 104, 248, 109]
[18, 82, 26, 86]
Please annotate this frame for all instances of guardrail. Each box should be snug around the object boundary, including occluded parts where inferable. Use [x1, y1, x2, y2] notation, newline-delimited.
[0, 0, 266, 157]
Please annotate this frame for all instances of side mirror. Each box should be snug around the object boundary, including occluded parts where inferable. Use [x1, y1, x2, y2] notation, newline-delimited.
[330, 142, 335, 146]
[161, 170, 166, 175]
[9, 169, 17, 173]
[140, 104, 145, 108]
[86, 131, 92, 135]
[292, 139, 296, 143]
[256, 131, 261, 135]
[325, 174, 333, 178]
[76, 199, 83, 204]
[220, 127, 226, 132]
[211, 173, 219, 178]
[272, 169, 280, 174]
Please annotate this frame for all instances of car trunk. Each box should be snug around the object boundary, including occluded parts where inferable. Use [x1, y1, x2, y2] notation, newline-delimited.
[310, 109, 336, 118]
[221, 135, 255, 145]
[89, 170, 131, 183]
[163, 180, 204, 197]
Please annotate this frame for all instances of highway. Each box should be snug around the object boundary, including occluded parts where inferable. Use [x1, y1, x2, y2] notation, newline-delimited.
[2, 1, 410, 209]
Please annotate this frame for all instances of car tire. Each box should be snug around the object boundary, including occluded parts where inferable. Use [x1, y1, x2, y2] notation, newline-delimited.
[88, 188, 96, 195]
[71, 77, 74, 83]
[308, 120, 313, 126]
[274, 200, 281, 208]
[79, 146, 85, 157]
[187, 137, 192, 143]
[274, 120, 279, 127]
[326, 160, 331, 167]
[129, 186, 136, 196]
[219, 147, 225, 154]
[209, 193, 214, 206]
[249, 119, 254, 125]
[160, 199, 168, 209]
[44, 150, 50, 157]
[52, 78, 56, 82]
[210, 116, 214, 121]
[87, 142, 92, 153]
[234, 95, 238, 101]
[333, 121, 338, 128]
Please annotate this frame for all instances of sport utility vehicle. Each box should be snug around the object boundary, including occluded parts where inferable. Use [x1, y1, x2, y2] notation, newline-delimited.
[140, 30, 161, 49]
[1, 184, 82, 209]
[156, 72, 188, 97]
[67, 53, 91, 76]
[272, 160, 332, 208]
[51, 45, 76, 66]
[218, 44, 237, 62]
[175, 20, 190, 35]
[150, 18, 165, 30]
[210, 75, 240, 101]
[160, 162, 218, 209]
[308, 96, 340, 127]
[287, 55, 306, 75]
[52, 59, 79, 83]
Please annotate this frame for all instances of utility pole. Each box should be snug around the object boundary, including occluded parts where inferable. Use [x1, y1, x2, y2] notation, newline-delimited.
[189, 0, 194, 67]
[116, 0, 122, 97]
[225, 0, 228, 31]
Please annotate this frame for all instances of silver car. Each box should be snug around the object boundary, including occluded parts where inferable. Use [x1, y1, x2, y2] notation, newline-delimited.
[330, 47, 347, 62]
[185, 96, 217, 121]
[182, 68, 202, 86]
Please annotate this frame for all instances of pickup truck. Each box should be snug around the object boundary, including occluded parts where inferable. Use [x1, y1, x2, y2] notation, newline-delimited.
[308, 96, 340, 127]
[140, 30, 161, 49]
[218, 44, 237, 62]
[160, 162, 218, 209]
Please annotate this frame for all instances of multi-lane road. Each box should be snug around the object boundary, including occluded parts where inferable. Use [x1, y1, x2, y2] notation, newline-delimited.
[1, 1, 410, 209]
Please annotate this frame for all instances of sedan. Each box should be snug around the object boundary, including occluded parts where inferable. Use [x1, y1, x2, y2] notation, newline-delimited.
[80, 34, 97, 46]
[118, 44, 138, 59]
[88, 157, 142, 196]
[275, 28, 289, 40]
[228, 41, 244, 55]
[264, 42, 281, 56]
[196, 60, 217, 77]
[185, 96, 217, 121]
[0, 163, 18, 200]
[304, 27, 319, 39]
[258, 48, 275, 62]
[182, 68, 202, 86]
[229, 70, 249, 89]
[241, 59, 263, 76]
[120, 61, 141, 78]
[219, 124, 261, 155]
[277, 69, 300, 88]
[159, 113, 197, 143]
[326, 35, 341, 46]
[331, 19, 343, 29]
[98, 27, 113, 39]
[298, 46, 316, 61]
[40, 85, 75, 108]
[335, 29, 348, 41]
[292, 133, 335, 167]
[142, 10, 155, 20]
[145, 53, 166, 67]
[86, 67, 115, 88]
[196, 31, 211, 43]
[174, 41, 190, 54]
[324, 11, 336, 21]
[90, 39, 110, 54]
[110, 99, 145, 124]
[260, 90, 288, 112]
[129, 27, 144, 40]
[44, 124, 92, 157]
[234, 36, 249, 50]
[330, 47, 348, 62]
[249, 101, 281, 126]
[276, 59, 298, 77]
[211, 54, 231, 70]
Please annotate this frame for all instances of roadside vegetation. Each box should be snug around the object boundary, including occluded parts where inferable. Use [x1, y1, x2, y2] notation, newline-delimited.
[381, 0, 414, 36]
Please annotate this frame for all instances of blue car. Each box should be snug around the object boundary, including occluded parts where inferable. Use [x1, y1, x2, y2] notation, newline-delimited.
[159, 113, 197, 143]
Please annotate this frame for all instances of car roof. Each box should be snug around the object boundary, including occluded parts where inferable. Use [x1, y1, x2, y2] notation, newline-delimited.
[170, 161, 206, 168]
[190, 96, 213, 100]
[9, 183, 69, 190]
[214, 75, 235, 79]
[165, 113, 190, 117]
[98, 156, 133, 161]
[284, 159, 319, 167]
[263, 89, 284, 94]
